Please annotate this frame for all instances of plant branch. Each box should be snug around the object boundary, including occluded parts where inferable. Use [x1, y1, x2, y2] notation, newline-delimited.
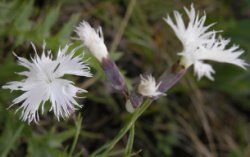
[90, 99, 152, 157]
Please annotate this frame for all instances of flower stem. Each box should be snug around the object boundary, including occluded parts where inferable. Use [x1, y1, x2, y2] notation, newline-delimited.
[90, 99, 152, 157]
[123, 124, 135, 157]
[69, 115, 82, 157]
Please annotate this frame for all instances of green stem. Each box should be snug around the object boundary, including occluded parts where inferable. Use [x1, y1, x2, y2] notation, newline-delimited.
[1, 124, 24, 157]
[90, 99, 152, 157]
[69, 115, 82, 157]
[123, 124, 135, 157]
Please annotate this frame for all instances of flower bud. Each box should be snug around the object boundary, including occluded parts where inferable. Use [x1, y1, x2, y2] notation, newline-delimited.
[76, 21, 127, 91]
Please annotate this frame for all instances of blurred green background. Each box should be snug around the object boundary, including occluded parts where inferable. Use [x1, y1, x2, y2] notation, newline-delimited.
[0, 0, 250, 156]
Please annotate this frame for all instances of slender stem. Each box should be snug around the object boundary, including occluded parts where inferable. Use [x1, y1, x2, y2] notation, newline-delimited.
[123, 124, 135, 157]
[90, 99, 152, 157]
[2, 124, 24, 157]
[69, 115, 82, 157]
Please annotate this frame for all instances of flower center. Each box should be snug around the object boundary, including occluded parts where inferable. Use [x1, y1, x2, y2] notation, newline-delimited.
[44, 63, 60, 84]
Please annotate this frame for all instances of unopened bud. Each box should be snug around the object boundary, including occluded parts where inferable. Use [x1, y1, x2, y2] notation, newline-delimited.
[76, 21, 126, 91]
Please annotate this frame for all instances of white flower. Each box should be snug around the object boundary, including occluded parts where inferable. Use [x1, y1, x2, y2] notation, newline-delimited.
[164, 4, 248, 80]
[138, 75, 164, 97]
[2, 42, 92, 123]
[75, 21, 108, 62]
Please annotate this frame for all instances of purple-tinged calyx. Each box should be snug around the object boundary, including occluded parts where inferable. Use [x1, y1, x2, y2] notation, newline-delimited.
[129, 91, 144, 108]
[158, 62, 186, 93]
[101, 57, 126, 91]
[126, 91, 143, 113]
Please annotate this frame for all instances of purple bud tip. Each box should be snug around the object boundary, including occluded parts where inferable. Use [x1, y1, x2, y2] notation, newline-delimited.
[101, 57, 126, 91]
[128, 91, 144, 108]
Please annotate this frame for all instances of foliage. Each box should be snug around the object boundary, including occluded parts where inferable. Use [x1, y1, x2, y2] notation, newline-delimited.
[0, 0, 250, 157]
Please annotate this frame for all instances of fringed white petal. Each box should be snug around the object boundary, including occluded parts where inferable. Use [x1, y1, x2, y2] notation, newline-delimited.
[164, 4, 216, 52]
[12, 82, 49, 123]
[138, 75, 164, 97]
[75, 21, 108, 62]
[194, 61, 215, 81]
[56, 44, 92, 77]
[48, 79, 86, 120]
[2, 81, 24, 91]
[196, 37, 248, 69]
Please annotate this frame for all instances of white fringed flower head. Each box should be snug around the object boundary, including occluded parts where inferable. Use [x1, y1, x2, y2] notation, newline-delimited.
[138, 75, 165, 97]
[2, 42, 92, 124]
[164, 4, 248, 80]
[75, 21, 108, 62]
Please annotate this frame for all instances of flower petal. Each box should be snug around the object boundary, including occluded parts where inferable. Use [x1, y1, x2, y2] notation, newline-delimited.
[11, 82, 49, 123]
[75, 21, 108, 62]
[196, 37, 248, 69]
[164, 4, 216, 53]
[138, 75, 165, 97]
[194, 61, 215, 80]
[48, 79, 85, 120]
[55, 44, 92, 77]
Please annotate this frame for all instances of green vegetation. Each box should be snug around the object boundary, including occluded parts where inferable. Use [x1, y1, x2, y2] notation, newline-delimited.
[0, 0, 250, 156]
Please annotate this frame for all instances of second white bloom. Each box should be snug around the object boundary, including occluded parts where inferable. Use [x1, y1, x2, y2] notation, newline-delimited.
[164, 4, 248, 80]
